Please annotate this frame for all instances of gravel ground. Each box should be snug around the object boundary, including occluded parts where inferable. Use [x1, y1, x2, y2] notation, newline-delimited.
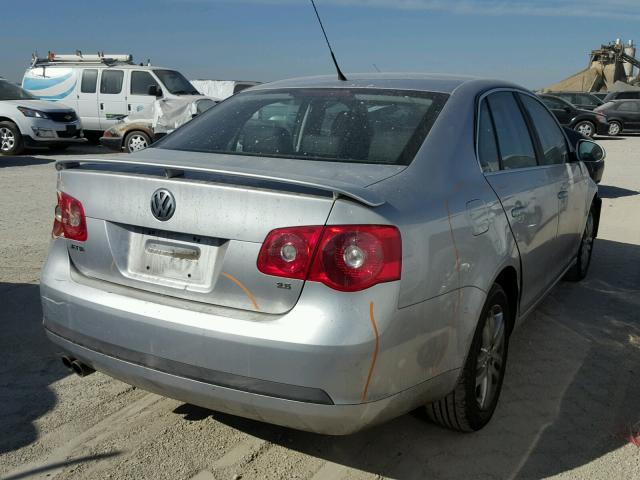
[1, 140, 639, 480]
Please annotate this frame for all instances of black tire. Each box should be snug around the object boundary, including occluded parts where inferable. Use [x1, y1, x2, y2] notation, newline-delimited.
[426, 284, 510, 432]
[574, 120, 595, 138]
[607, 121, 622, 136]
[0, 121, 24, 156]
[124, 131, 152, 153]
[565, 208, 595, 282]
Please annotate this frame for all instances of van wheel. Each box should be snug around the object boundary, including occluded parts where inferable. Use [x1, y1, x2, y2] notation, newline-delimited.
[125, 131, 151, 153]
[607, 121, 622, 136]
[0, 122, 24, 156]
[574, 121, 595, 138]
[565, 209, 595, 282]
[426, 284, 510, 432]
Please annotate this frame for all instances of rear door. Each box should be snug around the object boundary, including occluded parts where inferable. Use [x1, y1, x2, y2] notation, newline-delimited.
[616, 101, 640, 129]
[518, 93, 588, 271]
[481, 91, 560, 313]
[128, 70, 160, 115]
[77, 69, 101, 130]
[97, 68, 127, 129]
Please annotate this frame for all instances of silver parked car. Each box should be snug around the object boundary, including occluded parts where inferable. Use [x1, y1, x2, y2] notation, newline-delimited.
[41, 74, 603, 434]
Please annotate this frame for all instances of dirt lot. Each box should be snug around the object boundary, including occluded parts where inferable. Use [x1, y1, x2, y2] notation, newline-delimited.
[1, 140, 639, 480]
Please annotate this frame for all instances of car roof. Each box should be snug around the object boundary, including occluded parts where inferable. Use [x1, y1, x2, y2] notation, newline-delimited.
[251, 73, 500, 95]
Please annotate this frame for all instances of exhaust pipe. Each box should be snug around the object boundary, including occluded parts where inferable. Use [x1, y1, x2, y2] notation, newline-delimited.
[70, 359, 95, 377]
[61, 355, 74, 370]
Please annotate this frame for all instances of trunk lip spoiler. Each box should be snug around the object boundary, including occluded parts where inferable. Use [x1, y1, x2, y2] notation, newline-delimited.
[56, 158, 385, 208]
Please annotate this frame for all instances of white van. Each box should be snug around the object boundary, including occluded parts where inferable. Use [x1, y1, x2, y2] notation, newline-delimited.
[22, 53, 209, 138]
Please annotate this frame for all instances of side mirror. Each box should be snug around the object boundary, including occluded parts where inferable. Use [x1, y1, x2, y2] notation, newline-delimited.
[148, 85, 163, 97]
[563, 106, 572, 113]
[577, 139, 605, 162]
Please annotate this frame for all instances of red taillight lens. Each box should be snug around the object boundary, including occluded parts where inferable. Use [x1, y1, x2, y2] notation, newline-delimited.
[52, 192, 87, 241]
[257, 226, 324, 279]
[257, 225, 402, 292]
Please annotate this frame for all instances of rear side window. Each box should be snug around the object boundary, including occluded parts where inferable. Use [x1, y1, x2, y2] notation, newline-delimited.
[519, 94, 568, 165]
[540, 96, 566, 110]
[487, 92, 537, 170]
[100, 70, 124, 94]
[130, 71, 159, 95]
[617, 92, 640, 100]
[616, 101, 640, 112]
[477, 100, 500, 173]
[81, 69, 98, 94]
[156, 88, 449, 165]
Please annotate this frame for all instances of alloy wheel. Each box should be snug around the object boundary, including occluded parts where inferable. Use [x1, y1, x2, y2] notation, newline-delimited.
[128, 134, 148, 152]
[476, 305, 505, 410]
[608, 123, 621, 135]
[577, 123, 593, 137]
[0, 127, 15, 152]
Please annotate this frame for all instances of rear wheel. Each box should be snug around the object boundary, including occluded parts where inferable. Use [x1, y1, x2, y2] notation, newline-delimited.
[125, 131, 151, 153]
[607, 121, 622, 136]
[426, 284, 510, 432]
[574, 120, 595, 138]
[565, 209, 595, 281]
[0, 121, 24, 156]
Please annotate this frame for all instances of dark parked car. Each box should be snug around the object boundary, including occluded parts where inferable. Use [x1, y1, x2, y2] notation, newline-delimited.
[547, 91, 604, 111]
[563, 127, 605, 183]
[593, 99, 640, 136]
[603, 90, 640, 102]
[538, 94, 609, 137]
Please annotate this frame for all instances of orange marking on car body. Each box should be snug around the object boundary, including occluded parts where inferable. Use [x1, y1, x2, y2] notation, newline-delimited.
[361, 301, 380, 403]
[222, 272, 261, 311]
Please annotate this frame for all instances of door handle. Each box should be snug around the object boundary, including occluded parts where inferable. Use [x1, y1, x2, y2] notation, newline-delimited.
[128, 104, 131, 111]
[511, 206, 526, 219]
[100, 103, 104, 110]
[557, 190, 569, 199]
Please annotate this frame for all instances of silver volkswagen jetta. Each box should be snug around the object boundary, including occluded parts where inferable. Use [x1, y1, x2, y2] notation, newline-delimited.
[41, 74, 602, 434]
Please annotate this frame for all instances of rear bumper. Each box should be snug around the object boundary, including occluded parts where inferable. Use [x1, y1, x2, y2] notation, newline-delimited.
[46, 329, 458, 435]
[40, 240, 472, 434]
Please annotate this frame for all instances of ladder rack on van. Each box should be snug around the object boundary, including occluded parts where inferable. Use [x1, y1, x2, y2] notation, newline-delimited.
[31, 51, 135, 67]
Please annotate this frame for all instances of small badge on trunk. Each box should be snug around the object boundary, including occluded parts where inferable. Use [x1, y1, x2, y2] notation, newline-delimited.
[151, 189, 176, 221]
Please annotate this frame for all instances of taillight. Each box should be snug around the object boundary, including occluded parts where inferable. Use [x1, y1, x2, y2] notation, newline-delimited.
[257, 225, 402, 292]
[52, 192, 87, 241]
[257, 226, 324, 279]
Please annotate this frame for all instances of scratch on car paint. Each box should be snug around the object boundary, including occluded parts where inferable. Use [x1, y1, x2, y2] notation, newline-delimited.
[222, 272, 261, 311]
[361, 301, 380, 403]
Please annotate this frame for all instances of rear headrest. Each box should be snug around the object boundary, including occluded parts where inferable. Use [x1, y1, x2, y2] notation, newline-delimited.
[242, 124, 292, 155]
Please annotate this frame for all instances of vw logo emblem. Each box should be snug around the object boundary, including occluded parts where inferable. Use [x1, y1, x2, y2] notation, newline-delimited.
[150, 189, 175, 221]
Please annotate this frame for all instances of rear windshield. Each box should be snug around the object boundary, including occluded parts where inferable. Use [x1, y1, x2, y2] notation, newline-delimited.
[156, 88, 449, 165]
[0, 80, 35, 100]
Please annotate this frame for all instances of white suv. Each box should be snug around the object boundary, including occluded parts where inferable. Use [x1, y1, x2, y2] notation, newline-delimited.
[0, 79, 85, 155]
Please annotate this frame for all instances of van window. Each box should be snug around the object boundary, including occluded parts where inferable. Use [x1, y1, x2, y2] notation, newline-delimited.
[519, 94, 568, 165]
[487, 92, 537, 170]
[100, 70, 124, 94]
[81, 70, 98, 94]
[477, 99, 500, 173]
[131, 71, 159, 95]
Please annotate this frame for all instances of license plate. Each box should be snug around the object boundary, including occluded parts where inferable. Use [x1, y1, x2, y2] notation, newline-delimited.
[126, 229, 221, 289]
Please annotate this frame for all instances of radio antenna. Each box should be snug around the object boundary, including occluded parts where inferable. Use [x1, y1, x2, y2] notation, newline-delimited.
[309, 0, 347, 81]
